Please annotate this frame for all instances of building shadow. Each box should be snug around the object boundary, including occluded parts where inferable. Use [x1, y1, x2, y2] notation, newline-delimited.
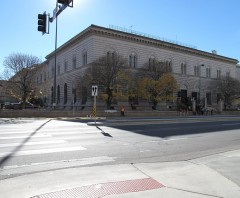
[104, 119, 240, 138]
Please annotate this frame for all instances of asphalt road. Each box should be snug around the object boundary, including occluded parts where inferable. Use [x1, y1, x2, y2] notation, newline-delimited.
[1, 116, 240, 179]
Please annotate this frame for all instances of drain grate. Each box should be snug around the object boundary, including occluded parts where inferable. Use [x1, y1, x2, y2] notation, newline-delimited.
[31, 178, 165, 198]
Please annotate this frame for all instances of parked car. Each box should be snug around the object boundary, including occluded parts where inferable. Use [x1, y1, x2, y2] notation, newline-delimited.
[3, 101, 37, 110]
[11, 102, 22, 110]
[201, 107, 217, 115]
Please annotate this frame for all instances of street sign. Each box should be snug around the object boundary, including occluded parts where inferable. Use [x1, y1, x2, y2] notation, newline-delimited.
[92, 85, 98, 96]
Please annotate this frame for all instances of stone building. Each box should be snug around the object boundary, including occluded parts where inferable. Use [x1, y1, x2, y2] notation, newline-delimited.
[35, 24, 239, 110]
[236, 64, 240, 81]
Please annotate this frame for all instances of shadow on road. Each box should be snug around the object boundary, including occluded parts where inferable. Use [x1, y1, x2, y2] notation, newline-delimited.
[105, 120, 240, 138]
[0, 120, 51, 167]
[59, 118, 240, 138]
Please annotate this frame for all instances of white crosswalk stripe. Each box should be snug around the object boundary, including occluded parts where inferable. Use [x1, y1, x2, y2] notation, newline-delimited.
[0, 119, 115, 172]
[0, 134, 52, 139]
[0, 146, 86, 158]
[0, 140, 67, 148]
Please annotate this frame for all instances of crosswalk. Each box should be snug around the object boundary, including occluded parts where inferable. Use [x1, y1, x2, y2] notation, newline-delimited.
[0, 119, 115, 174]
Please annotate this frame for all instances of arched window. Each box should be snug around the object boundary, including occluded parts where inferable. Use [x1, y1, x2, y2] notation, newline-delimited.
[64, 83, 68, 104]
[57, 85, 60, 104]
[166, 59, 172, 72]
[129, 53, 137, 68]
[107, 51, 116, 61]
[149, 56, 155, 67]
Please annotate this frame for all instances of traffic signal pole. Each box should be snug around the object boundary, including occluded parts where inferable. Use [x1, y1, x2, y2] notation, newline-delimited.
[38, 0, 73, 109]
[53, 1, 58, 109]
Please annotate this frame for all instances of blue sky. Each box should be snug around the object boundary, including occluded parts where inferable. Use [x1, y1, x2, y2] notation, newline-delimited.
[0, 0, 239, 74]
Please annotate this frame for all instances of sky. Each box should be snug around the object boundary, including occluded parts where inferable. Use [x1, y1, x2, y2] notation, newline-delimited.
[0, 0, 240, 74]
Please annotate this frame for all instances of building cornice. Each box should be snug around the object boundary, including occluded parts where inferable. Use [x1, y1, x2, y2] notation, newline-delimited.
[46, 24, 239, 65]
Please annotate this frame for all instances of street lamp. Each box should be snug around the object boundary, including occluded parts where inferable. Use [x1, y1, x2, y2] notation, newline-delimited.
[198, 64, 205, 106]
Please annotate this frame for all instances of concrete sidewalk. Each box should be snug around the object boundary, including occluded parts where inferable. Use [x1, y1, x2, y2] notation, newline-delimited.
[1, 149, 240, 198]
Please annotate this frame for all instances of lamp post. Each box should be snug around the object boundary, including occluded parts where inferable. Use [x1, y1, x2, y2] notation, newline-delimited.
[198, 64, 205, 106]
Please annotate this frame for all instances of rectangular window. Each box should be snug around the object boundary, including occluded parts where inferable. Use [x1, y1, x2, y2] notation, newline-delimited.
[133, 55, 137, 68]
[129, 55, 132, 67]
[51, 66, 54, 78]
[206, 68, 211, 78]
[226, 72, 230, 78]
[64, 61, 68, 72]
[72, 56, 76, 69]
[44, 72, 46, 81]
[217, 69, 221, 79]
[83, 53, 87, 66]
[181, 64, 187, 75]
[57, 64, 60, 75]
[194, 66, 199, 76]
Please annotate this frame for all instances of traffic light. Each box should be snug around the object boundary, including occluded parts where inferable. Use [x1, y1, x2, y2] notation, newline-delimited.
[57, 0, 73, 6]
[58, 0, 69, 4]
[38, 13, 47, 33]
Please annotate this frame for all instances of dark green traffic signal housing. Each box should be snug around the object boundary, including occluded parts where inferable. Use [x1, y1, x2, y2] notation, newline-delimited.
[38, 13, 47, 33]
[57, 0, 73, 6]
[58, 0, 69, 4]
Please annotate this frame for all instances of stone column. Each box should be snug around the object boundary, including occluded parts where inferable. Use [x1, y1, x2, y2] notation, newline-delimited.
[218, 99, 223, 113]
[192, 99, 196, 115]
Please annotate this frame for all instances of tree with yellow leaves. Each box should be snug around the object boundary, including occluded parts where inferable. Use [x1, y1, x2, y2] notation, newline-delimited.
[137, 61, 177, 109]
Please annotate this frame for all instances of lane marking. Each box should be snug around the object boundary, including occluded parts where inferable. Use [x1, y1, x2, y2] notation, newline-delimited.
[0, 146, 86, 158]
[132, 130, 143, 132]
[221, 123, 240, 126]
[163, 137, 188, 141]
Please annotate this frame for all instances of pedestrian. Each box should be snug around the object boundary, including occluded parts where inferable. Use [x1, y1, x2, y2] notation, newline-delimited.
[120, 106, 125, 116]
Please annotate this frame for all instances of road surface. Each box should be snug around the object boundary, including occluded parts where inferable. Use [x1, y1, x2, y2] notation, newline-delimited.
[1, 116, 240, 179]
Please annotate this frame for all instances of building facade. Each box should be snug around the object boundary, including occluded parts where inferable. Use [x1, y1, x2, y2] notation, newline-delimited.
[35, 25, 239, 110]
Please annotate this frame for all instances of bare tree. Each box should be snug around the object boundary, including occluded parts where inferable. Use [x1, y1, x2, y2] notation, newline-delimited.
[137, 60, 171, 80]
[2, 53, 41, 107]
[82, 54, 129, 109]
[216, 76, 240, 109]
